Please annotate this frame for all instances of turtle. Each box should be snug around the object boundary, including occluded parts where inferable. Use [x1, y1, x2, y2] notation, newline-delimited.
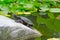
[12, 14, 34, 29]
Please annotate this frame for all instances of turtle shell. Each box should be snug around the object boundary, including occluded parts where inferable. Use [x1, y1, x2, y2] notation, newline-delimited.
[20, 16, 33, 25]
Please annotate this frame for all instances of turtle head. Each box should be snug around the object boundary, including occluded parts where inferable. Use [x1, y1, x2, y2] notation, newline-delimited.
[12, 14, 21, 20]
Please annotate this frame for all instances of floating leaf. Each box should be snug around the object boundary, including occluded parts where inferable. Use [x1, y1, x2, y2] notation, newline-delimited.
[49, 8, 60, 13]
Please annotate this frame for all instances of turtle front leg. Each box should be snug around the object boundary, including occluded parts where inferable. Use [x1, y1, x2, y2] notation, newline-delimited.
[15, 20, 24, 24]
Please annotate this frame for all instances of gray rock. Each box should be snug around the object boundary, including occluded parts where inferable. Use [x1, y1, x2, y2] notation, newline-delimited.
[0, 15, 42, 40]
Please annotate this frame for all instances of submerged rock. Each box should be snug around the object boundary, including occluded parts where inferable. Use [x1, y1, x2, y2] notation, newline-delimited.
[0, 15, 42, 40]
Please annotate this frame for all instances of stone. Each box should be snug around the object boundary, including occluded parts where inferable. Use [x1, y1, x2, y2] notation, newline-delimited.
[0, 15, 42, 40]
